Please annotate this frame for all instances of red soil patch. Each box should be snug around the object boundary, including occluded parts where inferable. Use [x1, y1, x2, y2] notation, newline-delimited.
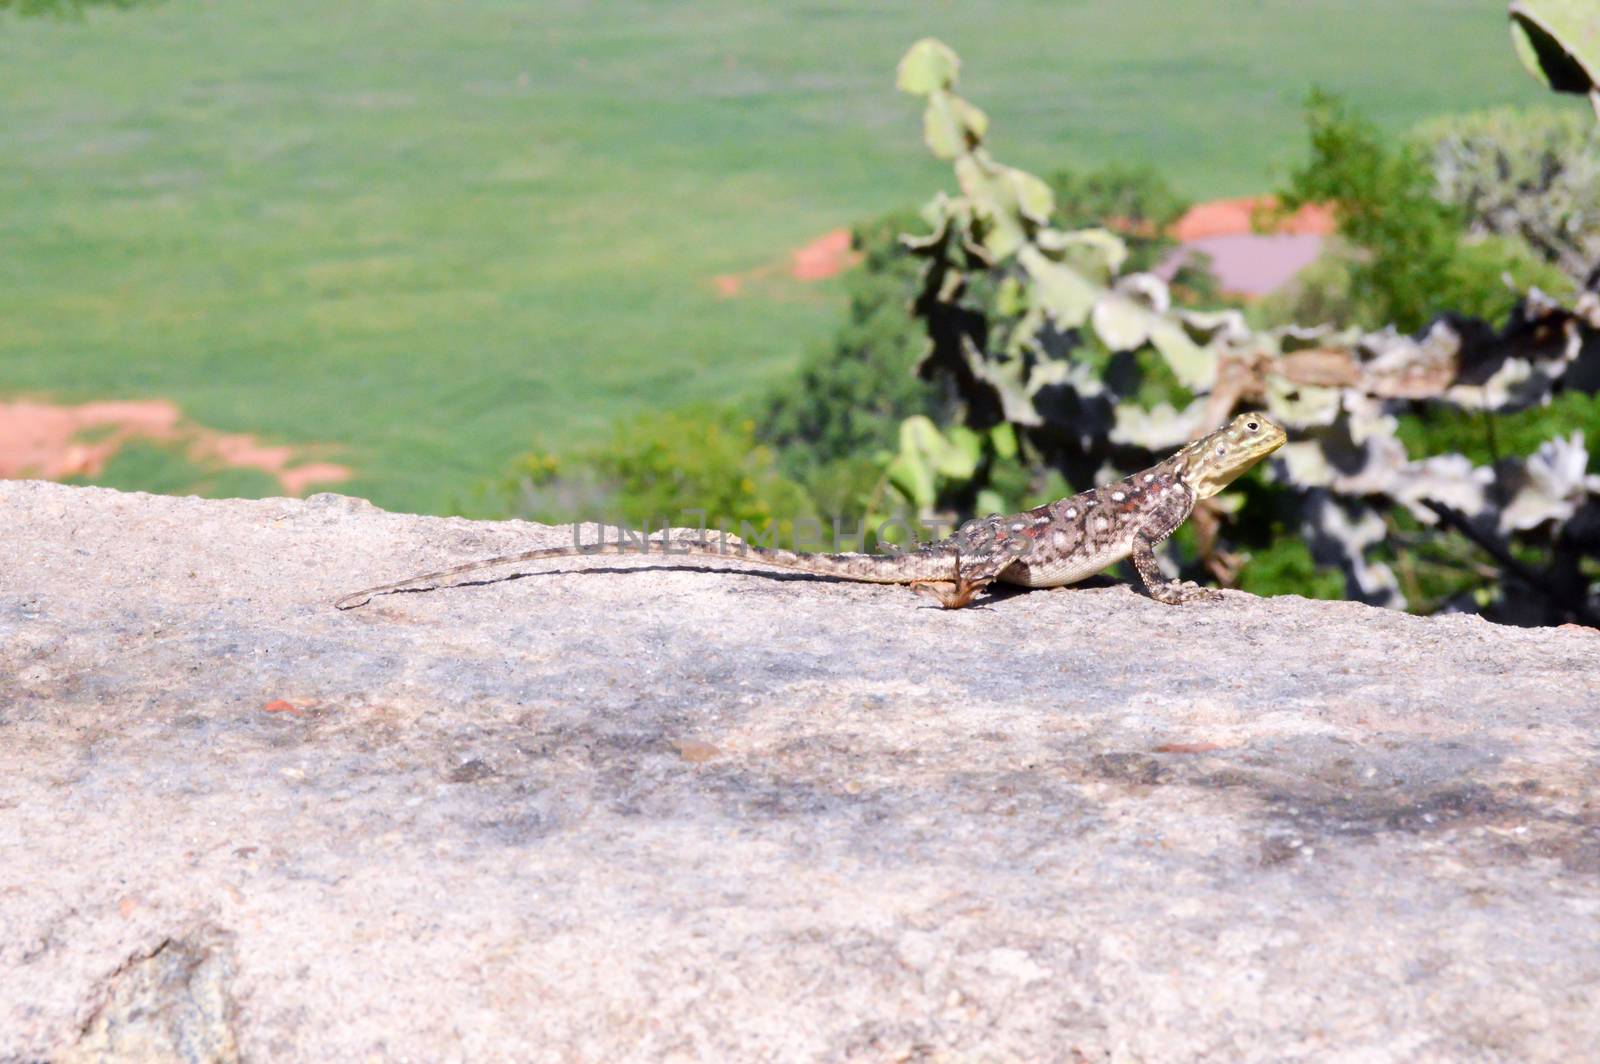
[790, 228, 857, 282]
[712, 227, 861, 298]
[1170, 196, 1335, 241]
[0, 398, 351, 496]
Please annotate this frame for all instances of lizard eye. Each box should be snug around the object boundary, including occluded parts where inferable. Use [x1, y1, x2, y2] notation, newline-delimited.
[1246, 420, 1259, 432]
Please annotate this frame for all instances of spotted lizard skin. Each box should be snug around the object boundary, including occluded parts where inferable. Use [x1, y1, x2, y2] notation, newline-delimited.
[978, 467, 1195, 590]
[336, 413, 1286, 610]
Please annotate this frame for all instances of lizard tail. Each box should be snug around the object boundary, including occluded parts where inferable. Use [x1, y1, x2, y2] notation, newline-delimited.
[333, 535, 949, 610]
[334, 545, 588, 609]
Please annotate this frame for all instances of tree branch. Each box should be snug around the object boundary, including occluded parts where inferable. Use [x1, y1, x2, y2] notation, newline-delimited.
[1422, 499, 1600, 628]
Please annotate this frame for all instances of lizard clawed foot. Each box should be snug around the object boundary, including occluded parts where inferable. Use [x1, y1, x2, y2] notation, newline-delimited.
[909, 578, 986, 609]
[1149, 580, 1223, 605]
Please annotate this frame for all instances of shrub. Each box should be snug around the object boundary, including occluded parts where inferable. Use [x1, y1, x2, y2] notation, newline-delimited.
[1275, 91, 1570, 333]
[759, 210, 947, 481]
[1417, 106, 1600, 281]
[1276, 90, 1462, 332]
[502, 406, 817, 539]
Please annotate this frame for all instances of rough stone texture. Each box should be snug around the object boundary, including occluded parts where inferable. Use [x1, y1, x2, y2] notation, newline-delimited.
[3, 479, 1598, 1061]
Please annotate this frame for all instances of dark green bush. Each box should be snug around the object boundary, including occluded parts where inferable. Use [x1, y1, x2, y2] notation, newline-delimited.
[759, 210, 947, 479]
[502, 406, 816, 538]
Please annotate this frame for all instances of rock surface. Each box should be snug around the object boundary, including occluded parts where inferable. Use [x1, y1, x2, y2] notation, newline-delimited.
[3, 479, 1598, 1061]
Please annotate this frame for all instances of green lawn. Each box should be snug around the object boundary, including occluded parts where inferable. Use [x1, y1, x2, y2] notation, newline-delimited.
[0, 0, 1549, 514]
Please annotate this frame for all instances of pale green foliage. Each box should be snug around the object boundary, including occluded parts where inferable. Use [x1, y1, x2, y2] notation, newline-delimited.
[884, 417, 981, 513]
[895, 38, 961, 95]
[897, 39, 990, 161]
[883, 419, 1021, 523]
[1417, 106, 1600, 279]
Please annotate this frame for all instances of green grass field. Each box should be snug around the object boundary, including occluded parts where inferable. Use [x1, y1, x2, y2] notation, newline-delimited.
[1, 0, 1548, 514]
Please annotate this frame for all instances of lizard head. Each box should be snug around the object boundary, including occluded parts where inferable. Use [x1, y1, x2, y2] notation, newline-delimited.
[1175, 412, 1287, 499]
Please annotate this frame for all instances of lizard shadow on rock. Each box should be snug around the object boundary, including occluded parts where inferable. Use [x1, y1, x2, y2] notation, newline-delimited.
[982, 574, 1122, 603]
[368, 563, 1122, 608]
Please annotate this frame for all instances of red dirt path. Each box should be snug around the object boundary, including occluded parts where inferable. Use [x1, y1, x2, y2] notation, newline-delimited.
[712, 228, 861, 297]
[0, 398, 351, 496]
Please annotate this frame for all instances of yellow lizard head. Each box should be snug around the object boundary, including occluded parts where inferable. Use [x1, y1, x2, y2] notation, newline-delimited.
[1174, 412, 1287, 499]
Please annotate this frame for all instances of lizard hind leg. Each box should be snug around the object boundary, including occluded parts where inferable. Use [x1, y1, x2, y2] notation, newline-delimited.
[908, 578, 991, 609]
[908, 554, 996, 609]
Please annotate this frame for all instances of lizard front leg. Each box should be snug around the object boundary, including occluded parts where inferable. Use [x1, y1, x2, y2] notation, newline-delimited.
[1129, 535, 1219, 604]
[1128, 483, 1219, 605]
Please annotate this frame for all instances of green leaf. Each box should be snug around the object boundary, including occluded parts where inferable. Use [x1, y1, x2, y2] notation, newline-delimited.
[1019, 246, 1097, 327]
[1005, 168, 1054, 224]
[922, 91, 966, 160]
[1090, 292, 1152, 352]
[1110, 399, 1207, 450]
[975, 489, 1009, 516]
[922, 90, 987, 160]
[963, 335, 1046, 426]
[896, 38, 961, 95]
[995, 276, 1028, 317]
[1147, 319, 1218, 391]
[886, 415, 982, 509]
[885, 452, 935, 510]
[954, 155, 1028, 257]
[1263, 374, 1342, 429]
[990, 423, 1018, 461]
[957, 96, 990, 146]
[1038, 227, 1129, 279]
[940, 425, 984, 476]
[1510, 0, 1600, 96]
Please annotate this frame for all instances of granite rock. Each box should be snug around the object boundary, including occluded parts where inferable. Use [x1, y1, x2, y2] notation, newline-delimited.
[2, 480, 1598, 1060]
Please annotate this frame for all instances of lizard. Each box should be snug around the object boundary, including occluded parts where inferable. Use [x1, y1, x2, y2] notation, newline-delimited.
[334, 411, 1287, 611]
